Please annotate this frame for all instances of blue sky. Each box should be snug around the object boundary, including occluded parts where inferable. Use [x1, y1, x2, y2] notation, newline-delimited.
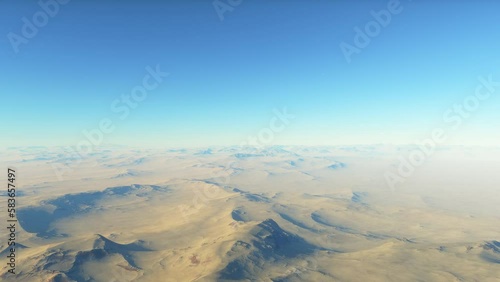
[1, 0, 499, 148]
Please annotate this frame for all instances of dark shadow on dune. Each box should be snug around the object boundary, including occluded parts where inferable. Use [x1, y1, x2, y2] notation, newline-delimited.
[0, 243, 28, 256]
[251, 219, 317, 258]
[218, 219, 318, 280]
[18, 185, 168, 238]
[94, 234, 151, 253]
[481, 241, 500, 264]
[0, 190, 25, 197]
[328, 162, 346, 169]
[311, 212, 357, 234]
[18, 190, 104, 238]
[17, 208, 56, 236]
[233, 188, 271, 203]
[351, 192, 367, 203]
[277, 212, 317, 232]
[66, 234, 151, 281]
[231, 208, 250, 222]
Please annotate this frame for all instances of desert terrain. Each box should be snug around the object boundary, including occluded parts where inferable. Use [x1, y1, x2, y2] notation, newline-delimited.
[1, 145, 499, 281]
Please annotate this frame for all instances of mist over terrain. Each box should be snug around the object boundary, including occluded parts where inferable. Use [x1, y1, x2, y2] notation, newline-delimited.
[1, 145, 499, 281]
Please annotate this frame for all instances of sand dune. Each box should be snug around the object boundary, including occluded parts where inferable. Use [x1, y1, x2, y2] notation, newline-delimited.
[1, 146, 499, 281]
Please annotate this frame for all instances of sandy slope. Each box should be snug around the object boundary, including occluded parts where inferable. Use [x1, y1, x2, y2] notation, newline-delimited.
[0, 146, 499, 281]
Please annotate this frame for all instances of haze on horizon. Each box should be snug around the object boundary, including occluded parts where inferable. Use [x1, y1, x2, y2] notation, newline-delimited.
[1, 1, 500, 281]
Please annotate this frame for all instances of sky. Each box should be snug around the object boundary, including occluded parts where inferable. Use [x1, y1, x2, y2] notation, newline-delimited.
[1, 0, 500, 148]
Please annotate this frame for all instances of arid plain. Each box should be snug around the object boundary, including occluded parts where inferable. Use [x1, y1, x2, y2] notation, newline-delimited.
[1, 145, 500, 281]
